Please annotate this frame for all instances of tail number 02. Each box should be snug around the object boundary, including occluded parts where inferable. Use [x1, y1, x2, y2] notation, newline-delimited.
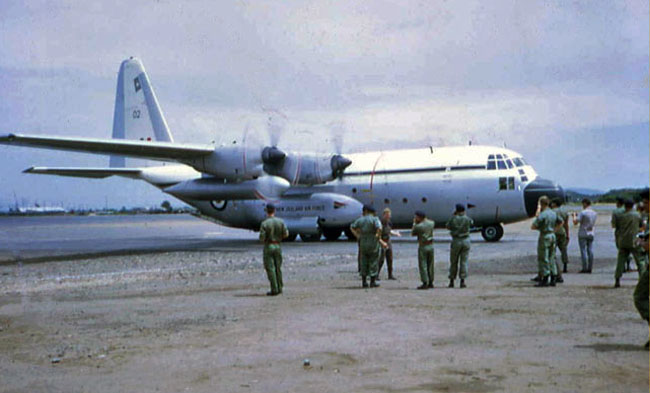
[132, 109, 141, 119]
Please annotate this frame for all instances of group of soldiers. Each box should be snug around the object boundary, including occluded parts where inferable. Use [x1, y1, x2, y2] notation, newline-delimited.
[530, 190, 649, 347]
[258, 192, 649, 346]
[258, 202, 474, 295]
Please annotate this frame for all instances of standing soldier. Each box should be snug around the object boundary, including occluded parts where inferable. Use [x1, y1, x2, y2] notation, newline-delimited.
[259, 204, 289, 296]
[378, 208, 399, 280]
[350, 205, 386, 288]
[611, 197, 630, 272]
[412, 210, 435, 290]
[446, 203, 473, 288]
[531, 196, 563, 287]
[550, 198, 570, 277]
[614, 199, 646, 288]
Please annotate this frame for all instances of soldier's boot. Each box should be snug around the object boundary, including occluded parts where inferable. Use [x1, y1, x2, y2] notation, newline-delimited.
[417, 283, 428, 290]
[549, 275, 557, 287]
[563, 263, 568, 273]
[555, 275, 564, 284]
[428, 281, 434, 289]
[614, 278, 620, 288]
[460, 279, 466, 288]
[388, 268, 396, 280]
[535, 275, 549, 287]
[266, 291, 279, 296]
[370, 277, 380, 288]
[448, 279, 454, 288]
[530, 275, 541, 282]
[362, 277, 369, 288]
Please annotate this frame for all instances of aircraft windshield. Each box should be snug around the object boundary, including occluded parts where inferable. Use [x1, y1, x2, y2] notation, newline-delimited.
[488, 154, 527, 170]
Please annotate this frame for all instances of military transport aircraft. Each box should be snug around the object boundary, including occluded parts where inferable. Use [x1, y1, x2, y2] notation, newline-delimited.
[0, 58, 564, 242]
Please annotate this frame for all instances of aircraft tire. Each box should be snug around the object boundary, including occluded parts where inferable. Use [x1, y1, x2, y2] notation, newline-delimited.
[322, 228, 342, 241]
[300, 233, 322, 242]
[285, 232, 298, 242]
[481, 224, 504, 242]
[343, 228, 356, 241]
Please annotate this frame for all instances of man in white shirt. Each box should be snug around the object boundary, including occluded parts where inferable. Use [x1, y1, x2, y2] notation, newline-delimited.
[572, 198, 598, 273]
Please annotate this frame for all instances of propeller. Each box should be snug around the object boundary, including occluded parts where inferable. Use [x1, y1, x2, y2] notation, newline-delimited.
[328, 121, 352, 179]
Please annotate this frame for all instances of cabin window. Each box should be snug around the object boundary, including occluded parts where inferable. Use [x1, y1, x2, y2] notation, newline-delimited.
[518, 169, 525, 175]
[422, 197, 428, 203]
[499, 177, 507, 190]
[352, 188, 357, 194]
[384, 198, 390, 204]
[402, 198, 408, 204]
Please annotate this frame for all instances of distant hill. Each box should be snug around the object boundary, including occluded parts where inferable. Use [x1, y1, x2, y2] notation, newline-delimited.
[565, 187, 648, 204]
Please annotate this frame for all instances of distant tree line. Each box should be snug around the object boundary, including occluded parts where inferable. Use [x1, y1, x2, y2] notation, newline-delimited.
[566, 188, 649, 204]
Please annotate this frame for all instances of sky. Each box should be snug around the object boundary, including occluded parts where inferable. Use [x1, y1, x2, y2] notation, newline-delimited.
[0, 0, 648, 209]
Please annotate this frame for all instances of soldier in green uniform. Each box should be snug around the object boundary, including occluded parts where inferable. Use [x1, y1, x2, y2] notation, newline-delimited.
[531, 196, 563, 287]
[633, 189, 649, 348]
[446, 203, 473, 288]
[614, 199, 646, 288]
[412, 210, 435, 290]
[611, 197, 630, 272]
[378, 208, 399, 280]
[550, 198, 570, 277]
[350, 205, 386, 288]
[259, 203, 289, 296]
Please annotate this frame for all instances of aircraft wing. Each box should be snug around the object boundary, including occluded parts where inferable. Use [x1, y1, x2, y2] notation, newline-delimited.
[0, 133, 214, 161]
[23, 166, 143, 179]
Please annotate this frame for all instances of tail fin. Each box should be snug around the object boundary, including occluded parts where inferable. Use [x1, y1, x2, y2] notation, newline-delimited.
[110, 57, 173, 167]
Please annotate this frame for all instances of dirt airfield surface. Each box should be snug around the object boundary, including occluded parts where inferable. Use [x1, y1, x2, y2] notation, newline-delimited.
[1, 208, 648, 393]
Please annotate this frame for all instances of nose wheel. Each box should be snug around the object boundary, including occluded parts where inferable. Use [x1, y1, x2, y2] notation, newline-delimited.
[481, 224, 504, 242]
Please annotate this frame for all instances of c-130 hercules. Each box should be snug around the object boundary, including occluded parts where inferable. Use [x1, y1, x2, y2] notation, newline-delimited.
[0, 58, 565, 242]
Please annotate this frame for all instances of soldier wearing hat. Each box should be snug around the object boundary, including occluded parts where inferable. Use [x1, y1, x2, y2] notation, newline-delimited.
[446, 203, 473, 288]
[259, 203, 289, 296]
[614, 199, 646, 287]
[411, 210, 435, 289]
[350, 205, 387, 288]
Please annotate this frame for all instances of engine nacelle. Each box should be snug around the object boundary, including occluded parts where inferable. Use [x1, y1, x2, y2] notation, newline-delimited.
[265, 153, 352, 185]
[164, 175, 290, 200]
[182, 145, 286, 181]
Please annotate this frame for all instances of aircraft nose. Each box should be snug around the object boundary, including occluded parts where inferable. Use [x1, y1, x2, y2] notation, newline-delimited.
[523, 177, 565, 217]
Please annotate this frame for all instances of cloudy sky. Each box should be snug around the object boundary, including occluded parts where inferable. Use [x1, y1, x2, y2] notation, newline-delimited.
[0, 0, 648, 209]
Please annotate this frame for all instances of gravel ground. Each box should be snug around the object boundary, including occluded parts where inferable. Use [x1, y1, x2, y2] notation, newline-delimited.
[0, 207, 648, 393]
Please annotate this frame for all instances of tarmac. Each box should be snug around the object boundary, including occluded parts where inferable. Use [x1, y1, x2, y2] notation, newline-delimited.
[0, 208, 648, 393]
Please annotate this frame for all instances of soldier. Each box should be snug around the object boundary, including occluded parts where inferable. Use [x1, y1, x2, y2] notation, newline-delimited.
[259, 203, 289, 296]
[411, 210, 435, 290]
[550, 198, 570, 277]
[633, 215, 649, 348]
[446, 203, 473, 288]
[378, 208, 399, 280]
[350, 205, 386, 288]
[531, 196, 563, 287]
[614, 199, 646, 288]
[611, 197, 630, 272]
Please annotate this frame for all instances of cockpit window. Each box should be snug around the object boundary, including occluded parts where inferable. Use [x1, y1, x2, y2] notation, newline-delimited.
[497, 160, 506, 169]
[487, 160, 496, 170]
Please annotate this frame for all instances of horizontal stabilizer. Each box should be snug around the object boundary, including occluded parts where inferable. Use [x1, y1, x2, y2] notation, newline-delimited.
[24, 166, 143, 179]
[1, 133, 214, 162]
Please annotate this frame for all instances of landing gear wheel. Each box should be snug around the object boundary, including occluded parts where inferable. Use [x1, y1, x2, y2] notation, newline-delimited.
[300, 233, 322, 242]
[285, 232, 298, 242]
[322, 228, 342, 241]
[481, 224, 504, 242]
[344, 228, 356, 241]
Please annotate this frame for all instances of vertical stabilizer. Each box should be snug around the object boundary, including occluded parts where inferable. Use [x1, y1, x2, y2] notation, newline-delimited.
[110, 57, 173, 167]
